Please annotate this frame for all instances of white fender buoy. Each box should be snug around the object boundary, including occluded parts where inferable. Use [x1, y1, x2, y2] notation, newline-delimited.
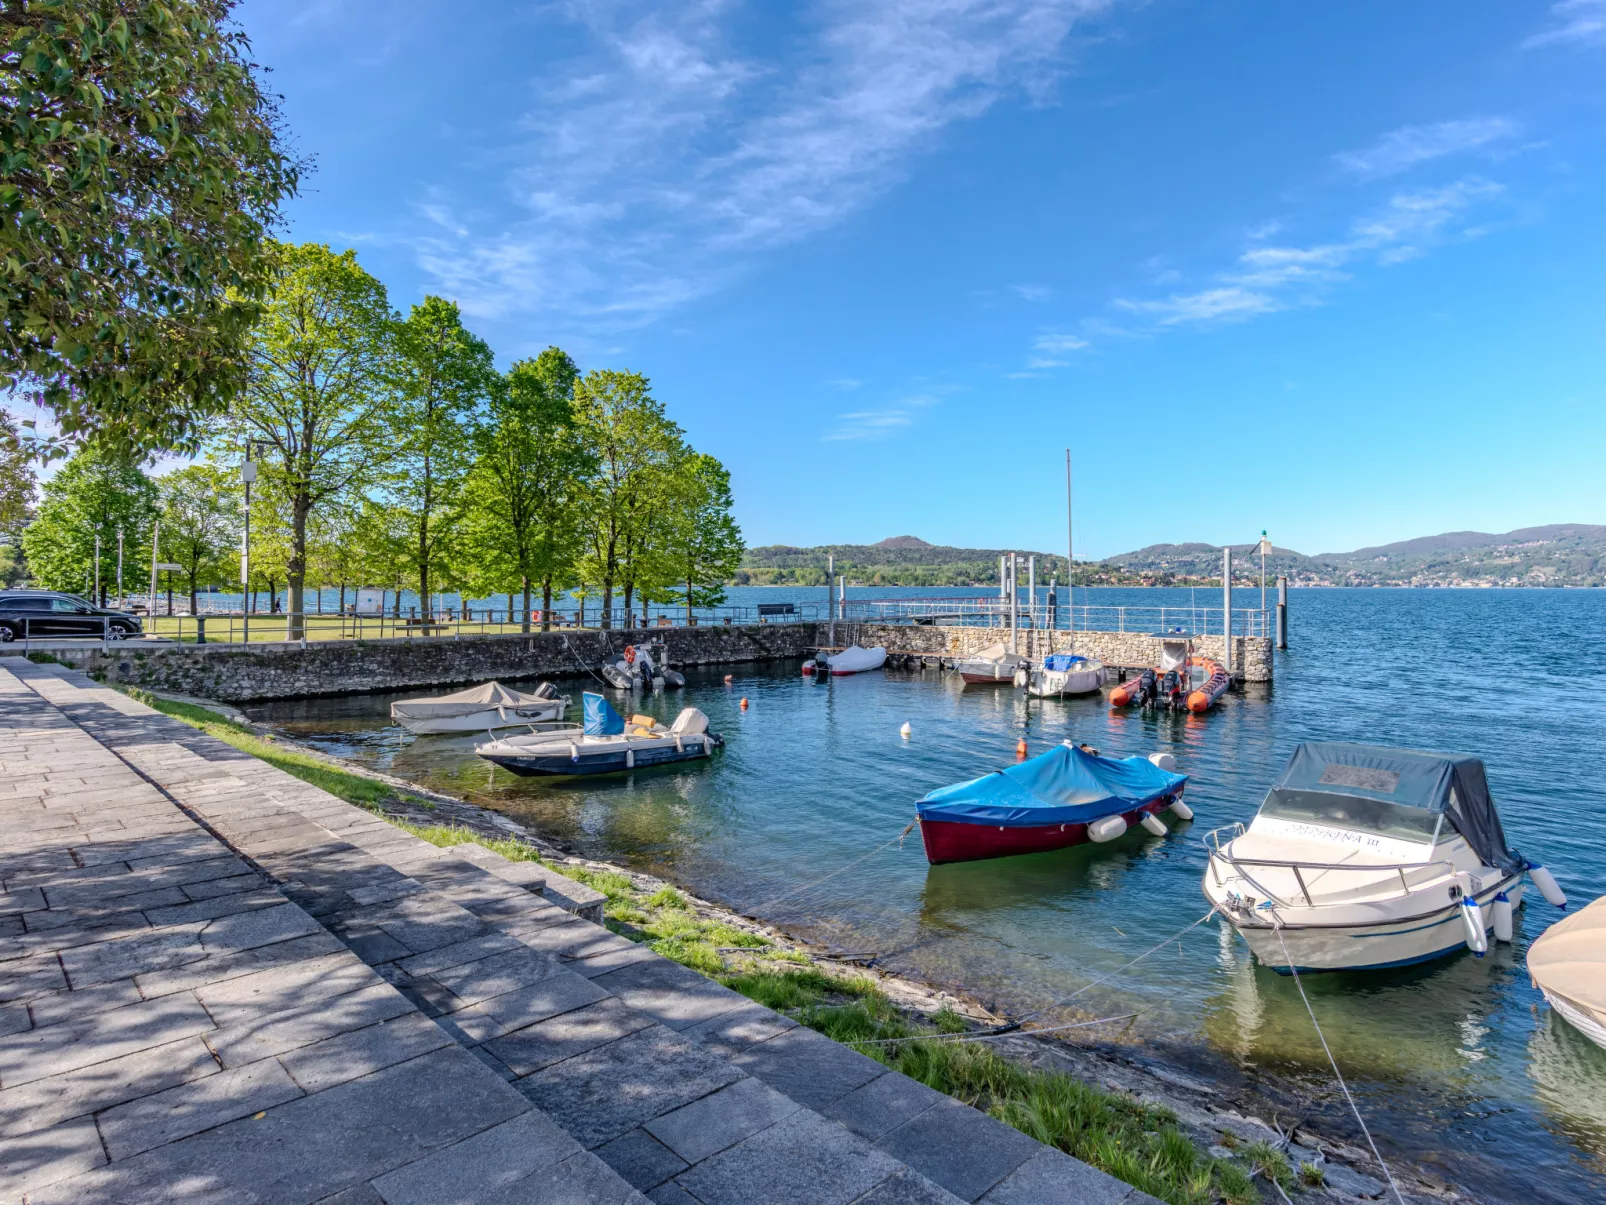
[1492, 891, 1514, 944]
[1139, 812, 1168, 837]
[1462, 896, 1488, 956]
[625, 748, 634, 769]
[1169, 799, 1195, 821]
[1147, 752, 1177, 772]
[900, 722, 912, 740]
[1529, 864, 1567, 910]
[1088, 815, 1127, 843]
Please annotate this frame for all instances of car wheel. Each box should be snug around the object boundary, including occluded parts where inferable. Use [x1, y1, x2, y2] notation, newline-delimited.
[0, 626, 14, 643]
[106, 625, 127, 641]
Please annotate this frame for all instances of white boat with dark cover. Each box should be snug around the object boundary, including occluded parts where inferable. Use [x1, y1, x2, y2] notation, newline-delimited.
[390, 681, 567, 734]
[1528, 897, 1606, 1049]
[1204, 742, 1561, 973]
[475, 693, 721, 777]
[955, 642, 1030, 685]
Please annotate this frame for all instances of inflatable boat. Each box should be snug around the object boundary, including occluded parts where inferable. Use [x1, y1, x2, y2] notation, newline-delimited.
[915, 743, 1189, 864]
[475, 693, 720, 777]
[601, 641, 685, 690]
[803, 644, 887, 676]
[1108, 632, 1228, 713]
[1203, 742, 1565, 973]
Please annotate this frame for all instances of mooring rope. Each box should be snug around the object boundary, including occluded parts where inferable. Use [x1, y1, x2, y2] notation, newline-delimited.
[1270, 921, 1406, 1205]
[561, 635, 612, 687]
[1012, 907, 1218, 1025]
[851, 1011, 1140, 1047]
[749, 822, 918, 916]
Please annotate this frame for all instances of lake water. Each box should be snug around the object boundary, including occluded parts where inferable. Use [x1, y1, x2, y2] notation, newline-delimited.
[245, 586, 1606, 1203]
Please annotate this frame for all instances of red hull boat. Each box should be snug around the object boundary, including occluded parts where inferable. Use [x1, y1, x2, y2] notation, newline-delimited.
[920, 799, 1177, 864]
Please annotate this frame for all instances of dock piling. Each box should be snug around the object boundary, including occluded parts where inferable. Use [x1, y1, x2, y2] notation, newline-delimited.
[1222, 547, 1234, 679]
[1277, 575, 1288, 649]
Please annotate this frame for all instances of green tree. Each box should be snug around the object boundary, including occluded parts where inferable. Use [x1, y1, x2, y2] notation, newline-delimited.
[0, 1, 301, 458]
[661, 451, 743, 622]
[220, 243, 401, 639]
[0, 412, 37, 548]
[458, 348, 590, 631]
[389, 297, 494, 618]
[21, 442, 157, 602]
[157, 462, 239, 617]
[572, 369, 681, 629]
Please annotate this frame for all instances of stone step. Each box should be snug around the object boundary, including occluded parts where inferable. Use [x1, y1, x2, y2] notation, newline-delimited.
[0, 658, 645, 1205]
[9, 658, 1159, 1205]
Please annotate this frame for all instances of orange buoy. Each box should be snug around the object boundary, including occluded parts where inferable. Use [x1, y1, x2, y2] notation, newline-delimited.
[1015, 738, 1028, 759]
[740, 697, 749, 710]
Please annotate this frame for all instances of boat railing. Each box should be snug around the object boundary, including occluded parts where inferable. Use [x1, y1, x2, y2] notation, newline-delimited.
[1202, 824, 1459, 909]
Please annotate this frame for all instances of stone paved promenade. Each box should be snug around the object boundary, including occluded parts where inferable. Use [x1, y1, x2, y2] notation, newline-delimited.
[0, 656, 1159, 1205]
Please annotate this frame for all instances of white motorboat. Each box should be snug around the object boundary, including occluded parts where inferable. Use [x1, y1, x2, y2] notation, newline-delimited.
[390, 681, 567, 734]
[954, 641, 1030, 685]
[804, 644, 888, 676]
[1026, 653, 1104, 697]
[475, 693, 720, 777]
[1528, 897, 1606, 1049]
[1203, 742, 1564, 973]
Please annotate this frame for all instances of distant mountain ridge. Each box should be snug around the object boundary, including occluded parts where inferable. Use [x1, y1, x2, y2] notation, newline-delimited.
[739, 525, 1606, 587]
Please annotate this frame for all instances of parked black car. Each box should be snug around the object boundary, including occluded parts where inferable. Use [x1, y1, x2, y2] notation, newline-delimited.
[0, 592, 144, 642]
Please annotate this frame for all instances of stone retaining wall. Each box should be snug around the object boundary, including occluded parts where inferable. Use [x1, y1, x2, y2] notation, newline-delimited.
[842, 623, 1273, 682]
[53, 623, 823, 702]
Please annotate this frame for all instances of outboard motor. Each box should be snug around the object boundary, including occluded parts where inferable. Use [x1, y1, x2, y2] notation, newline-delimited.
[1159, 669, 1179, 709]
[1137, 668, 1157, 709]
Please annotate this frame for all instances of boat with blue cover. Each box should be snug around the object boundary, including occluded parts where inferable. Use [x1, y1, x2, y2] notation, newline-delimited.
[474, 693, 721, 777]
[915, 743, 1191, 864]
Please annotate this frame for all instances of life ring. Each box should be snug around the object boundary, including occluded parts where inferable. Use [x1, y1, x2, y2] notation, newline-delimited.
[623, 645, 636, 665]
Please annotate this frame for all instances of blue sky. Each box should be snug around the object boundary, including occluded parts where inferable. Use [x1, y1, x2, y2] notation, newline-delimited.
[232, 0, 1604, 558]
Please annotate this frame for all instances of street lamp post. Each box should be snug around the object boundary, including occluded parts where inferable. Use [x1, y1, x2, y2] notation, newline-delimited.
[94, 532, 101, 605]
[1256, 531, 1273, 623]
[117, 528, 124, 604]
[240, 456, 257, 644]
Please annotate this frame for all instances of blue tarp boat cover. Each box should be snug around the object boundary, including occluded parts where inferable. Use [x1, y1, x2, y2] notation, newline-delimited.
[1269, 742, 1520, 872]
[917, 744, 1186, 828]
[1042, 654, 1089, 671]
[582, 692, 624, 736]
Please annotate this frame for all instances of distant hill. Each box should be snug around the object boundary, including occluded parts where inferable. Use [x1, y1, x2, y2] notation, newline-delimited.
[738, 526, 1606, 587]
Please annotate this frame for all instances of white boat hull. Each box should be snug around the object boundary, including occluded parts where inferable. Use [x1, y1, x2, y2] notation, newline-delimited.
[396, 699, 567, 734]
[1540, 987, 1606, 1051]
[1224, 878, 1524, 973]
[1027, 666, 1103, 696]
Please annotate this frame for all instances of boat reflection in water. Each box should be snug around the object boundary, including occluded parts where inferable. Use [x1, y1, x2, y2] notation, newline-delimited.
[1526, 1009, 1606, 1153]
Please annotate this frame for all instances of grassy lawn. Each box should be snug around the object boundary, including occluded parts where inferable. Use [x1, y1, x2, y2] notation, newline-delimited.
[132, 615, 579, 644]
[118, 684, 1281, 1205]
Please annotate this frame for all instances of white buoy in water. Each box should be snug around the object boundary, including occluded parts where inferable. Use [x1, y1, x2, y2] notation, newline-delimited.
[900, 721, 912, 740]
[1529, 864, 1567, 910]
[1169, 799, 1195, 821]
[1147, 751, 1177, 772]
[1492, 891, 1514, 943]
[1088, 815, 1127, 843]
[1462, 896, 1488, 956]
[1139, 812, 1168, 837]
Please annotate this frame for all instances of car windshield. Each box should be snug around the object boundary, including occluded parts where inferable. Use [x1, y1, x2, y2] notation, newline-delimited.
[1259, 788, 1442, 843]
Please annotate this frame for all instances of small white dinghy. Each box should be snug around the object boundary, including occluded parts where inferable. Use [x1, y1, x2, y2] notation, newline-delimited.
[1203, 742, 1556, 973]
[954, 641, 1030, 685]
[825, 644, 886, 675]
[1026, 653, 1105, 697]
[476, 693, 721, 777]
[1528, 896, 1606, 1049]
[390, 681, 567, 734]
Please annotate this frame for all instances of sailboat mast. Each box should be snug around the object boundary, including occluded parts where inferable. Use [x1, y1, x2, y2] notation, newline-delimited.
[1065, 449, 1074, 651]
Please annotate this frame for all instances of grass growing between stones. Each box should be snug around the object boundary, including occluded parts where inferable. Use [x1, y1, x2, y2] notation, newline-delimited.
[119, 688, 417, 810]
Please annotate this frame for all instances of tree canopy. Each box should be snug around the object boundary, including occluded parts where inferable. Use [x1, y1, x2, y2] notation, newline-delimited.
[21, 441, 157, 602]
[0, 1, 300, 458]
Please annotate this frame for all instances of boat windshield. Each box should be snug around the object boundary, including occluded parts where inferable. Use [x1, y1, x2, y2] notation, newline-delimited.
[1259, 788, 1441, 844]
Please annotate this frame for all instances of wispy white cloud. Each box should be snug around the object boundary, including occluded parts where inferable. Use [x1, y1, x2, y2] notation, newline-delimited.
[823, 393, 938, 441]
[1334, 117, 1519, 178]
[1522, 0, 1606, 49]
[829, 377, 863, 391]
[1112, 177, 1503, 327]
[411, 0, 1115, 328]
[1012, 283, 1054, 301]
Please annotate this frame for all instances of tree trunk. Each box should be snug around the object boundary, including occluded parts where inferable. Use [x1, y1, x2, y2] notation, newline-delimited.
[522, 577, 532, 634]
[339, 582, 346, 614]
[623, 584, 635, 630]
[287, 492, 310, 640]
[600, 580, 612, 630]
[687, 577, 694, 624]
[190, 580, 199, 621]
[541, 577, 552, 632]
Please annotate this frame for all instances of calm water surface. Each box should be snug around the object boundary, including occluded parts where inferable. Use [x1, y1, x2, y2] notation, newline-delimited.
[247, 587, 1606, 1203]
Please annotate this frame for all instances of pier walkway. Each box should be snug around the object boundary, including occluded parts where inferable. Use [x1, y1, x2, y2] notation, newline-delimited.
[0, 656, 1157, 1205]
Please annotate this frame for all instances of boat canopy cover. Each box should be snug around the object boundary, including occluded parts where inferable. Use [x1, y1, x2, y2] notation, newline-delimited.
[392, 680, 556, 719]
[1527, 896, 1606, 1021]
[1270, 742, 1520, 871]
[583, 692, 625, 736]
[916, 744, 1186, 828]
[1042, 654, 1089, 671]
